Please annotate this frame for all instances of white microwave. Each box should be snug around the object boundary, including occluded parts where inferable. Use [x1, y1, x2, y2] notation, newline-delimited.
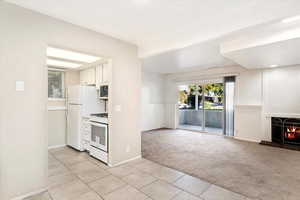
[99, 84, 108, 98]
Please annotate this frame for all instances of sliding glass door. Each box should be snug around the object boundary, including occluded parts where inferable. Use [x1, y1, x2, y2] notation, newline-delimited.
[204, 83, 224, 134]
[178, 85, 204, 131]
[178, 83, 224, 134]
[178, 78, 235, 136]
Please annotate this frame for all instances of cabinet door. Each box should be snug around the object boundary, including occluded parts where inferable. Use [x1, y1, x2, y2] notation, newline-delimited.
[80, 71, 84, 85]
[80, 70, 88, 85]
[95, 65, 103, 88]
[88, 68, 96, 85]
[102, 64, 109, 83]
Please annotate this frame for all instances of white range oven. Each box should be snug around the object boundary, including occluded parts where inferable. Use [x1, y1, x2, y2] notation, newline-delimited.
[89, 113, 108, 163]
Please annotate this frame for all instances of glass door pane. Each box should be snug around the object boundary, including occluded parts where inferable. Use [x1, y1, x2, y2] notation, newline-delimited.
[178, 84, 204, 132]
[204, 83, 224, 134]
[197, 85, 204, 131]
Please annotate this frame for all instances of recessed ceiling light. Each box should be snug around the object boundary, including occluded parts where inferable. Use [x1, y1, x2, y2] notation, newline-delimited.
[282, 15, 300, 23]
[270, 64, 279, 68]
[47, 47, 101, 63]
[47, 59, 81, 68]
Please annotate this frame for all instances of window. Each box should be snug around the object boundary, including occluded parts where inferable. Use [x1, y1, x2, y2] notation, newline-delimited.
[178, 84, 202, 110]
[48, 70, 65, 99]
[204, 83, 224, 110]
[178, 83, 224, 110]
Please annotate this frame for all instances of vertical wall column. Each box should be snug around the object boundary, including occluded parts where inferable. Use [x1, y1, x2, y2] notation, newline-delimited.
[224, 76, 236, 136]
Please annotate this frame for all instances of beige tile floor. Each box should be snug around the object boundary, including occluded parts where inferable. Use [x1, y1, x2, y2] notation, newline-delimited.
[24, 146, 251, 200]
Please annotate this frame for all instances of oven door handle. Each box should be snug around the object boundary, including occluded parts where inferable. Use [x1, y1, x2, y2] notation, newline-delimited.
[88, 121, 108, 127]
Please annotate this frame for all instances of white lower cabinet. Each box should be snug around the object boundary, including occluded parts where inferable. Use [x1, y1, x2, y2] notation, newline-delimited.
[81, 119, 91, 151]
[89, 146, 108, 163]
[82, 131, 90, 141]
[82, 140, 90, 151]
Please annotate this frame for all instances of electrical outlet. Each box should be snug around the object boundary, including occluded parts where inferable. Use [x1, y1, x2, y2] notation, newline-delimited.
[15, 81, 25, 91]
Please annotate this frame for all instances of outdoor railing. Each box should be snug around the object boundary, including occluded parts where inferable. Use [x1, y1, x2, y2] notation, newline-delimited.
[179, 109, 223, 128]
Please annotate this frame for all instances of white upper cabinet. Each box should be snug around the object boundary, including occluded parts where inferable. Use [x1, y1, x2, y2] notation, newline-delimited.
[80, 61, 110, 87]
[80, 68, 95, 85]
[80, 70, 88, 85]
[95, 63, 110, 88]
[88, 68, 95, 85]
[102, 64, 109, 84]
[95, 65, 103, 88]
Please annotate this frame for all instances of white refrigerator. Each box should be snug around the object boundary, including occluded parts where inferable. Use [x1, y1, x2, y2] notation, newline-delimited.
[67, 85, 102, 151]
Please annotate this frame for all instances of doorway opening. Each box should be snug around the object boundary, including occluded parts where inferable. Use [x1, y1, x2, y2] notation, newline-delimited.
[177, 76, 235, 136]
[178, 83, 224, 134]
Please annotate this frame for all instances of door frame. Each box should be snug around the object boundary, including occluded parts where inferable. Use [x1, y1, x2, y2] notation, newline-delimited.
[177, 82, 225, 134]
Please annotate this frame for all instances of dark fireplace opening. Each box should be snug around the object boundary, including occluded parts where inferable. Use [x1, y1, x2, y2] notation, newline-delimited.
[272, 117, 300, 145]
[263, 117, 300, 150]
[282, 118, 300, 145]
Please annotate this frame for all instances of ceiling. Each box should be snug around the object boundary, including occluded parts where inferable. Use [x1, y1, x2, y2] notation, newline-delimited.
[5, 0, 300, 58]
[221, 19, 300, 69]
[142, 38, 236, 73]
[143, 17, 300, 73]
[46, 47, 102, 69]
[223, 38, 300, 69]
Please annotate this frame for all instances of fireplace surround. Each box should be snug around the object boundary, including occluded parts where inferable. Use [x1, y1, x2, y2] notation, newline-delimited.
[261, 117, 300, 150]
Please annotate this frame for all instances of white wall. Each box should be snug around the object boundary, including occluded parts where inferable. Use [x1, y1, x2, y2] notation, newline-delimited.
[234, 105, 263, 142]
[0, 2, 140, 200]
[234, 65, 300, 142]
[235, 70, 263, 106]
[228, 65, 300, 142]
[234, 70, 263, 142]
[110, 56, 141, 167]
[153, 64, 300, 143]
[48, 109, 66, 148]
[262, 65, 300, 141]
[141, 71, 165, 131]
[164, 77, 180, 129]
[263, 66, 300, 114]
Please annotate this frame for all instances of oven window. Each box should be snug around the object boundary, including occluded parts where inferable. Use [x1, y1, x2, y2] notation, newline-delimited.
[91, 125, 107, 146]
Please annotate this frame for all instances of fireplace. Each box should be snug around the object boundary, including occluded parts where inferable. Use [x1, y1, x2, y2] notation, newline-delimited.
[266, 117, 300, 150]
[282, 118, 300, 145]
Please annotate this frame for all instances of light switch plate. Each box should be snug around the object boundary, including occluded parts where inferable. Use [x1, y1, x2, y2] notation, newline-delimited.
[114, 105, 121, 112]
[15, 81, 25, 91]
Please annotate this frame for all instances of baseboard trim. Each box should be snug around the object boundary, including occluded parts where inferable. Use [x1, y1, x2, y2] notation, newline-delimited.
[142, 127, 170, 133]
[234, 136, 260, 143]
[11, 188, 47, 200]
[48, 144, 66, 150]
[108, 155, 142, 167]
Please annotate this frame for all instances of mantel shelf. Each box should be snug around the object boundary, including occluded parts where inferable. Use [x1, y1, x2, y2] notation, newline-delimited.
[265, 113, 300, 119]
[235, 104, 262, 109]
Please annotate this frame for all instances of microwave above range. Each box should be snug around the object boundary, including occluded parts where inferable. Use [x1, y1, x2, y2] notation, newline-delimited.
[99, 84, 108, 99]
